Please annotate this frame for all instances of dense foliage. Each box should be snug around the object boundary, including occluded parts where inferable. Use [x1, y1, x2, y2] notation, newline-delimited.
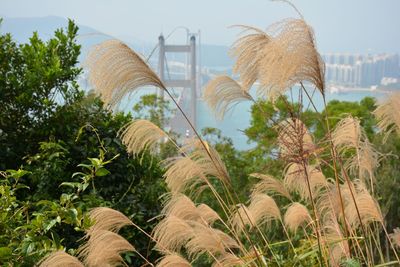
[0, 21, 166, 265]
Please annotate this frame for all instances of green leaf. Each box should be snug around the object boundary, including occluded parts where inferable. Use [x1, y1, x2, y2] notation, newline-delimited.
[60, 193, 72, 204]
[6, 169, 31, 179]
[375, 261, 400, 267]
[77, 163, 92, 170]
[15, 183, 30, 190]
[37, 200, 55, 207]
[103, 153, 120, 165]
[341, 258, 361, 267]
[88, 158, 102, 168]
[0, 247, 12, 259]
[60, 182, 81, 189]
[95, 167, 110, 177]
[25, 242, 35, 255]
[68, 208, 78, 221]
[44, 219, 58, 232]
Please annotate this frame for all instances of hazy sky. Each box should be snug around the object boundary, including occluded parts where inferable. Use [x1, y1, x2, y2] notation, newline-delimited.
[1, 0, 400, 53]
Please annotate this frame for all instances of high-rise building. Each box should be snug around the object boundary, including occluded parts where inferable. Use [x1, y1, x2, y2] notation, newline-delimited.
[322, 53, 400, 87]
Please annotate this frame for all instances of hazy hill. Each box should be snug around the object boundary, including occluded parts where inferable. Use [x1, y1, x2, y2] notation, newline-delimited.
[1, 16, 120, 64]
[1, 16, 233, 68]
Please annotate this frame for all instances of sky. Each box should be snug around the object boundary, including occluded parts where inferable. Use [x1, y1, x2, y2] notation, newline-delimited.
[1, 0, 400, 53]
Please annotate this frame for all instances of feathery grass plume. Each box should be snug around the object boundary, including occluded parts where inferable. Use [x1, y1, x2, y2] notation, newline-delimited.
[331, 116, 364, 153]
[258, 18, 325, 102]
[338, 179, 360, 204]
[161, 194, 200, 221]
[162, 156, 208, 194]
[248, 194, 281, 227]
[212, 252, 246, 267]
[163, 139, 230, 194]
[390, 228, 400, 248]
[277, 118, 315, 162]
[197, 204, 221, 225]
[308, 166, 328, 195]
[78, 230, 135, 267]
[118, 119, 169, 156]
[153, 215, 194, 252]
[203, 75, 252, 120]
[250, 173, 291, 199]
[38, 251, 84, 267]
[284, 202, 312, 233]
[181, 139, 230, 184]
[230, 25, 272, 91]
[284, 163, 326, 200]
[332, 116, 380, 186]
[324, 219, 350, 266]
[346, 140, 380, 188]
[86, 207, 133, 237]
[317, 182, 349, 221]
[156, 253, 192, 267]
[329, 180, 370, 224]
[231, 204, 255, 232]
[86, 39, 165, 107]
[185, 222, 239, 260]
[373, 92, 400, 142]
[161, 195, 220, 226]
[345, 189, 383, 228]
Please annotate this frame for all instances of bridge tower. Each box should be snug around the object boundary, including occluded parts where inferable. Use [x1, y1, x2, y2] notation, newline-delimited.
[157, 31, 199, 137]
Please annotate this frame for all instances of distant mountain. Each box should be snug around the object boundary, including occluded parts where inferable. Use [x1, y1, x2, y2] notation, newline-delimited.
[1, 16, 78, 42]
[0, 16, 160, 64]
[0, 16, 121, 64]
[0, 16, 233, 68]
